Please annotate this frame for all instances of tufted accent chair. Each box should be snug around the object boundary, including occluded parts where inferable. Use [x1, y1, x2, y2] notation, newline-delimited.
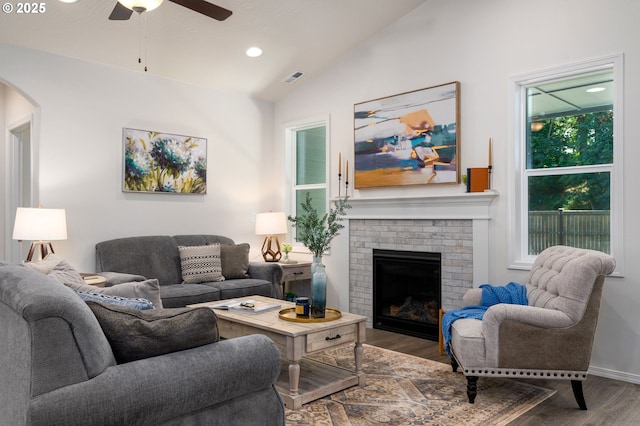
[448, 245, 615, 410]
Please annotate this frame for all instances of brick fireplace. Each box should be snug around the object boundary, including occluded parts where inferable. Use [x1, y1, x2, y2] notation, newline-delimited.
[347, 192, 497, 328]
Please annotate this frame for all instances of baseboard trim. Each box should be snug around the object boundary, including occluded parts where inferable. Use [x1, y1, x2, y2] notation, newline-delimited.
[589, 365, 640, 385]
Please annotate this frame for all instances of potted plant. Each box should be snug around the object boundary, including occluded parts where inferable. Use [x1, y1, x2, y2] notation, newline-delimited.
[281, 242, 294, 263]
[284, 292, 298, 302]
[287, 192, 350, 317]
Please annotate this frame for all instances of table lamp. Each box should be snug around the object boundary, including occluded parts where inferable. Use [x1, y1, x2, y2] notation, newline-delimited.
[255, 211, 288, 262]
[12, 207, 68, 262]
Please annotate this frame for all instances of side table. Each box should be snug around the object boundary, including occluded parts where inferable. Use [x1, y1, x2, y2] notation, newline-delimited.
[279, 262, 312, 299]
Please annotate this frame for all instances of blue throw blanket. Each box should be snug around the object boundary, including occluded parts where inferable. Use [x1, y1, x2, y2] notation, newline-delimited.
[442, 282, 527, 356]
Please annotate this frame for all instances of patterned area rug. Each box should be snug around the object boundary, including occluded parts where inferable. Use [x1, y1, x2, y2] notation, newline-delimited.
[285, 344, 555, 426]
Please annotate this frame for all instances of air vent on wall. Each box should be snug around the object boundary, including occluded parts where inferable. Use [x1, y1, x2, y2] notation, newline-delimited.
[282, 71, 305, 84]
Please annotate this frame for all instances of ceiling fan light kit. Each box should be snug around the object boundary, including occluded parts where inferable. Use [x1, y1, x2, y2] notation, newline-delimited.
[109, 0, 232, 21]
[107, 0, 233, 72]
[118, 0, 164, 13]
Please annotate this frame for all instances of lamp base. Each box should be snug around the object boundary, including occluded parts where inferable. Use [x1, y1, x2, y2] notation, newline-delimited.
[261, 235, 282, 262]
[26, 241, 55, 262]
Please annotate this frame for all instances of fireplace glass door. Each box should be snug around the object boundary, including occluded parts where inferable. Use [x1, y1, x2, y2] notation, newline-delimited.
[373, 249, 441, 341]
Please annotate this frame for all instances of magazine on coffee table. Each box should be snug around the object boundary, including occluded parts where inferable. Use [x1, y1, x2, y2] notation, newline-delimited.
[208, 299, 281, 314]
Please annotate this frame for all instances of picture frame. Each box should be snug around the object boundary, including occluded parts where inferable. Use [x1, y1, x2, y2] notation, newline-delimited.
[353, 81, 460, 188]
[122, 128, 207, 194]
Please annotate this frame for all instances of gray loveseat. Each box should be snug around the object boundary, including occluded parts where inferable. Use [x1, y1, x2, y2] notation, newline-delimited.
[0, 261, 285, 425]
[95, 235, 283, 308]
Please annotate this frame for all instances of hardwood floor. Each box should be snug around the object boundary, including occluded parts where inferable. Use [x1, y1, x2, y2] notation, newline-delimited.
[366, 328, 640, 425]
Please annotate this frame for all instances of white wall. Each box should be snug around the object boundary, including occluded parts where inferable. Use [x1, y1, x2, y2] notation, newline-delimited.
[274, 0, 640, 382]
[0, 43, 277, 271]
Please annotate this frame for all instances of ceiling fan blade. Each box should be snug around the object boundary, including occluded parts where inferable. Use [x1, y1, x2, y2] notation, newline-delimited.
[109, 2, 134, 20]
[169, 0, 232, 21]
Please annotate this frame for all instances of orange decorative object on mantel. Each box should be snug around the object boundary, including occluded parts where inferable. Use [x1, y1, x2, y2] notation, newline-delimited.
[466, 167, 490, 192]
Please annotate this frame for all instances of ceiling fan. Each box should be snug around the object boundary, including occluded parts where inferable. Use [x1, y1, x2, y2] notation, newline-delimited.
[109, 0, 232, 21]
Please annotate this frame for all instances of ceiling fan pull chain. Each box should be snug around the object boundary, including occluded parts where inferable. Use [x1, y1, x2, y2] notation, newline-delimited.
[143, 13, 148, 72]
[137, 12, 142, 66]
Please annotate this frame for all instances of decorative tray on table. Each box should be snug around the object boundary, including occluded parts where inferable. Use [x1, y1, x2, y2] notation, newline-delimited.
[278, 307, 342, 323]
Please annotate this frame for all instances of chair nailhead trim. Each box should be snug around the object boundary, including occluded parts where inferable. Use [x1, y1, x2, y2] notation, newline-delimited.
[462, 368, 588, 379]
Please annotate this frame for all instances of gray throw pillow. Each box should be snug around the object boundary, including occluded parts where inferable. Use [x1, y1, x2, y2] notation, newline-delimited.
[87, 302, 219, 363]
[98, 279, 163, 309]
[25, 254, 164, 308]
[220, 243, 250, 279]
[45, 255, 95, 287]
[178, 244, 225, 283]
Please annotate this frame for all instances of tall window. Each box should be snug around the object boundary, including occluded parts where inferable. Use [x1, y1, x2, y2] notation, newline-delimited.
[509, 55, 623, 273]
[285, 119, 328, 246]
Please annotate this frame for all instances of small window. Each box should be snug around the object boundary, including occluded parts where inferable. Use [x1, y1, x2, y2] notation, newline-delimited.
[285, 119, 329, 247]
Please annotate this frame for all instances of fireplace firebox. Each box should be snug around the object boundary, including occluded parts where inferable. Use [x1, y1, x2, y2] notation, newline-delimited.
[373, 249, 441, 341]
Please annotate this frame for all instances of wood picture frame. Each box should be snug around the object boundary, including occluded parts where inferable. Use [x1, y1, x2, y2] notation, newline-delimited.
[354, 81, 460, 188]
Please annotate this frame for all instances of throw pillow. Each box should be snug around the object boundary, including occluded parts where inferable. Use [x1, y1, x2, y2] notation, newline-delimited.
[99, 279, 163, 309]
[77, 291, 155, 310]
[86, 302, 219, 363]
[48, 256, 97, 288]
[21, 255, 61, 274]
[220, 243, 250, 279]
[178, 244, 225, 284]
[25, 254, 164, 308]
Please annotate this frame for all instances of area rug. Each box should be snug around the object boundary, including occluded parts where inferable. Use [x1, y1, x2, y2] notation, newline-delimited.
[285, 344, 555, 426]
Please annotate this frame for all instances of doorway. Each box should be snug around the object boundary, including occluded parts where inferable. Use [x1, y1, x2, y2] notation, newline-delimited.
[7, 119, 33, 263]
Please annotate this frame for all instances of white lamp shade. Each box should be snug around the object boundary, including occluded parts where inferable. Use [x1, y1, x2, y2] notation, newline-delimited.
[255, 212, 288, 235]
[12, 208, 68, 241]
[118, 0, 164, 12]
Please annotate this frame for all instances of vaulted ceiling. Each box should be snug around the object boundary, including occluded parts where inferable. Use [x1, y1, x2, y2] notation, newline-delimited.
[0, 0, 426, 101]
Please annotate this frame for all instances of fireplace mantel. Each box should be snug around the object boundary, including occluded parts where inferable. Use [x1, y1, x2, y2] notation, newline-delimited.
[347, 191, 500, 319]
[343, 190, 499, 220]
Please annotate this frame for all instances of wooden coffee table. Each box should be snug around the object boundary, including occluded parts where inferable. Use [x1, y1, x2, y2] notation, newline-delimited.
[189, 295, 366, 409]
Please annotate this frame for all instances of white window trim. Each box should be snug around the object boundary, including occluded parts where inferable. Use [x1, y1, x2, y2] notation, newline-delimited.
[283, 115, 331, 253]
[507, 54, 624, 276]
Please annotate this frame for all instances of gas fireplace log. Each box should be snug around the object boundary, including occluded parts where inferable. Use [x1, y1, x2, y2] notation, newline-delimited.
[387, 296, 439, 324]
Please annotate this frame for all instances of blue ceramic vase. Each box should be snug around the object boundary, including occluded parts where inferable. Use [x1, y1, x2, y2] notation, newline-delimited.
[311, 256, 327, 318]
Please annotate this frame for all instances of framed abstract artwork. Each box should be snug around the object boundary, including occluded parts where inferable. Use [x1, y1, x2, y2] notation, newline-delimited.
[354, 81, 460, 188]
[123, 128, 207, 194]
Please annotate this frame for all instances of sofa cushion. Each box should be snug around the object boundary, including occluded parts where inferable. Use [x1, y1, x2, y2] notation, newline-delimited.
[210, 279, 274, 300]
[221, 243, 250, 279]
[86, 302, 219, 363]
[77, 291, 155, 310]
[159, 284, 221, 308]
[178, 244, 225, 284]
[450, 318, 486, 367]
[96, 235, 183, 285]
[24, 254, 164, 308]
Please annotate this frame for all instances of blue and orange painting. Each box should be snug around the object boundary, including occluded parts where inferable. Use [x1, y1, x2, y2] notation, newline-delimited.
[354, 82, 459, 188]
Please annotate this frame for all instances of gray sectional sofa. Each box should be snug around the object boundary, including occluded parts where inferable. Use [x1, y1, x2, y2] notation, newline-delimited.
[0, 261, 285, 425]
[95, 235, 283, 308]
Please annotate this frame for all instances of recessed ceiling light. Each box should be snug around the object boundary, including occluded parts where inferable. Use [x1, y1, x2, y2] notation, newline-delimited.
[59, 0, 79, 3]
[246, 47, 263, 58]
[586, 87, 606, 93]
